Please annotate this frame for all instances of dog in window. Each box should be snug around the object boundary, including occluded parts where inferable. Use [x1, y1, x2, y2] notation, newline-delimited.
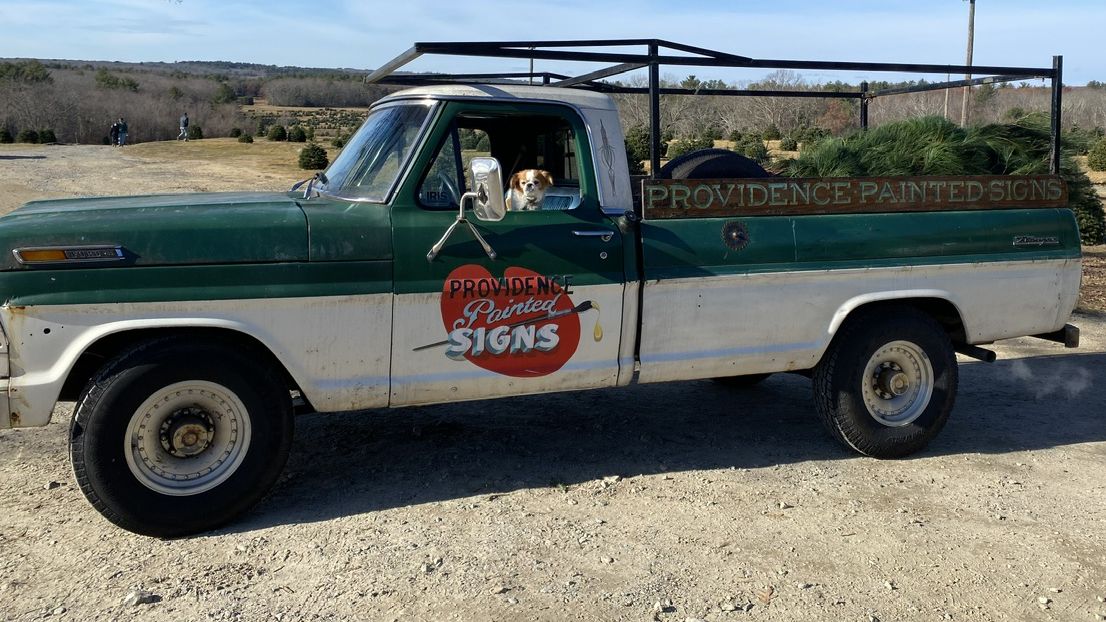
[506, 169, 554, 211]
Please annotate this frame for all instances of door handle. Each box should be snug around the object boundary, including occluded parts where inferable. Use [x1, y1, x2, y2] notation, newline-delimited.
[572, 230, 614, 242]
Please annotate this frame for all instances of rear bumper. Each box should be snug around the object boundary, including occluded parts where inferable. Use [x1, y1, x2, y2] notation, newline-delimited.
[1033, 323, 1080, 348]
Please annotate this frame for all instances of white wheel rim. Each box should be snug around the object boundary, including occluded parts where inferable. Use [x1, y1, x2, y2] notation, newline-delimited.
[860, 340, 934, 427]
[124, 380, 252, 496]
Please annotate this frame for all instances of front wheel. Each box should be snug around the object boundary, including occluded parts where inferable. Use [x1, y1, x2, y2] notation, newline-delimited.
[813, 307, 958, 458]
[70, 338, 293, 537]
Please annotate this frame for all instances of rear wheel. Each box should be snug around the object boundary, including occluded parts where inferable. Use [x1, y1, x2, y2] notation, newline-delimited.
[70, 337, 293, 537]
[813, 307, 957, 458]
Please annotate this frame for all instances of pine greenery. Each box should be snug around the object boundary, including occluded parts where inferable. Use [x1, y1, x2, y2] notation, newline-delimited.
[666, 136, 714, 159]
[298, 143, 328, 169]
[788, 116, 1105, 245]
[1088, 138, 1106, 171]
[288, 125, 308, 142]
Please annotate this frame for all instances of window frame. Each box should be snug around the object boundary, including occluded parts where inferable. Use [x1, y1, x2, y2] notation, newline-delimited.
[413, 103, 593, 213]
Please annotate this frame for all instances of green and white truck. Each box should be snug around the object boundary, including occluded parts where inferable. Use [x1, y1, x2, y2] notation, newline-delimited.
[0, 44, 1082, 536]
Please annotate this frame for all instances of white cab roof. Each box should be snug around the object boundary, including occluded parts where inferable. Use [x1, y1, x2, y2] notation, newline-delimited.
[380, 84, 619, 112]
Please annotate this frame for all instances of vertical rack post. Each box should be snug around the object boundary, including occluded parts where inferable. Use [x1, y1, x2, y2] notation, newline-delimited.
[860, 82, 869, 131]
[648, 41, 661, 179]
[1049, 55, 1063, 175]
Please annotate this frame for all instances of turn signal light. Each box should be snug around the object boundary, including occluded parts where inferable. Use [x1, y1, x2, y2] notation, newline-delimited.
[13, 246, 124, 265]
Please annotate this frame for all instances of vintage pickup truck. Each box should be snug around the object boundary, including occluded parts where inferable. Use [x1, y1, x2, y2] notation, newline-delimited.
[0, 43, 1082, 536]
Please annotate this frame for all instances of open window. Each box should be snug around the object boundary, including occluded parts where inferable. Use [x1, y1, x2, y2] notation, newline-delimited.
[417, 111, 584, 212]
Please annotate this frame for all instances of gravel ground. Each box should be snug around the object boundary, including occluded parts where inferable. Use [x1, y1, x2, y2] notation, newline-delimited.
[0, 144, 1104, 622]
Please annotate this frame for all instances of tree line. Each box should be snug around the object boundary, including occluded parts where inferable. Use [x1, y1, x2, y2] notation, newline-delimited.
[2, 59, 1104, 149]
[611, 71, 1106, 146]
[0, 60, 391, 145]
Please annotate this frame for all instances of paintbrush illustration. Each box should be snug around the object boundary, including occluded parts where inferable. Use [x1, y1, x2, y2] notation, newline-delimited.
[414, 300, 594, 351]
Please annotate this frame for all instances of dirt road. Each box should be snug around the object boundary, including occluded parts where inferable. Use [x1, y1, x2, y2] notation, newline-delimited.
[0, 144, 1104, 622]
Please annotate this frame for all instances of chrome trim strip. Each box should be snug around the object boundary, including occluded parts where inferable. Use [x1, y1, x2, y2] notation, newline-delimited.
[572, 230, 614, 241]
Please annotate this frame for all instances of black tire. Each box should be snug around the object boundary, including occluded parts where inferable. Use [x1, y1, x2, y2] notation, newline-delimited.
[70, 337, 293, 537]
[812, 306, 957, 458]
[658, 148, 772, 180]
[712, 373, 772, 388]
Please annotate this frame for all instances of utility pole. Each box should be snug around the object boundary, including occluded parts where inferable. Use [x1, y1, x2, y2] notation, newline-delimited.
[960, 0, 976, 127]
[943, 73, 951, 120]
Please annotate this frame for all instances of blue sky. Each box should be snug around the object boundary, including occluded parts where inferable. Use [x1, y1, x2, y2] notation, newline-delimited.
[0, 0, 1102, 84]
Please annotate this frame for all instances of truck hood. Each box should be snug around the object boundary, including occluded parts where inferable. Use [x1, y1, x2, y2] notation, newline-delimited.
[0, 192, 309, 269]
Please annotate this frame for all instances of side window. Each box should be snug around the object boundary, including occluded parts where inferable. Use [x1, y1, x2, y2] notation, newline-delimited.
[418, 129, 464, 210]
[417, 111, 585, 212]
[417, 127, 492, 210]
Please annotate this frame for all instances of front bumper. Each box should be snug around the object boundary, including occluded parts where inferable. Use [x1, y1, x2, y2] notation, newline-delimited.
[0, 322, 8, 429]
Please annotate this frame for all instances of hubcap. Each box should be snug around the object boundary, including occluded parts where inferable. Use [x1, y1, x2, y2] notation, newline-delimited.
[860, 340, 934, 427]
[875, 365, 910, 398]
[161, 408, 214, 457]
[124, 381, 252, 496]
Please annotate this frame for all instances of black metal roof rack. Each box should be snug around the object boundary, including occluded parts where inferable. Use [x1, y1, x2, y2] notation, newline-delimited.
[365, 39, 1063, 175]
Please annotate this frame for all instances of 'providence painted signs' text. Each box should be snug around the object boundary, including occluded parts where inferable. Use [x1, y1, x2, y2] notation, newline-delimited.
[642, 175, 1067, 219]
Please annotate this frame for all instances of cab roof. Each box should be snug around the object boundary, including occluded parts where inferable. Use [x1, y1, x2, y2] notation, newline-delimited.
[379, 84, 618, 112]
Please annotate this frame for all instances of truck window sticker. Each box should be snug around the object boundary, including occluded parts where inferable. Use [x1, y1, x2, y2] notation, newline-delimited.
[417, 127, 468, 210]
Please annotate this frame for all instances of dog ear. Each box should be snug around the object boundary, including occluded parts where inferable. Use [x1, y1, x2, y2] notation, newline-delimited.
[538, 170, 554, 187]
[510, 171, 524, 191]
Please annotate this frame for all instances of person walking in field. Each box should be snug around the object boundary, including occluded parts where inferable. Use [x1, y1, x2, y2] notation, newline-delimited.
[117, 118, 128, 146]
[109, 120, 120, 148]
[178, 112, 189, 141]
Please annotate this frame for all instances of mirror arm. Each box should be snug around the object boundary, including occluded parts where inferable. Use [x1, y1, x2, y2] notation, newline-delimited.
[426, 192, 498, 262]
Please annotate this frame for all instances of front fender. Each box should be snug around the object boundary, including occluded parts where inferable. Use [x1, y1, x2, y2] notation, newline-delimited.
[2, 295, 392, 428]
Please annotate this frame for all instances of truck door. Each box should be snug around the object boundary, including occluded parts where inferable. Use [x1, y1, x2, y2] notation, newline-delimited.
[388, 101, 626, 406]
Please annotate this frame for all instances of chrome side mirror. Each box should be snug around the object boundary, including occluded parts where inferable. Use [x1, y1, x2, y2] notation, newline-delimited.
[469, 157, 506, 222]
[425, 157, 506, 262]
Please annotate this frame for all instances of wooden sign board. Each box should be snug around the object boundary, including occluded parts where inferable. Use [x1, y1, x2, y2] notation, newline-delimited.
[642, 175, 1068, 219]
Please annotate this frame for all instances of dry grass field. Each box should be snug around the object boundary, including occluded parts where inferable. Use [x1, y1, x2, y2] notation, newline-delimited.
[0, 140, 311, 215]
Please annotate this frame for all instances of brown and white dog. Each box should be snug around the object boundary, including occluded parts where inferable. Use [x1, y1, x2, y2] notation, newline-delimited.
[506, 169, 554, 211]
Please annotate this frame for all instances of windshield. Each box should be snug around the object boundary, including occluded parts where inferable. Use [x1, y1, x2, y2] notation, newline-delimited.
[319, 102, 434, 202]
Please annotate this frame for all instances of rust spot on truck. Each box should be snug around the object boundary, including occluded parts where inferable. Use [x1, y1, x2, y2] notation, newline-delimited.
[9, 411, 20, 426]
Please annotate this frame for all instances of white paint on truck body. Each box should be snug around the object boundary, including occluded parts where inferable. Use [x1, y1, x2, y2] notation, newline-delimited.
[0, 257, 1080, 428]
[636, 258, 1080, 384]
[1, 294, 393, 428]
[388, 283, 625, 406]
